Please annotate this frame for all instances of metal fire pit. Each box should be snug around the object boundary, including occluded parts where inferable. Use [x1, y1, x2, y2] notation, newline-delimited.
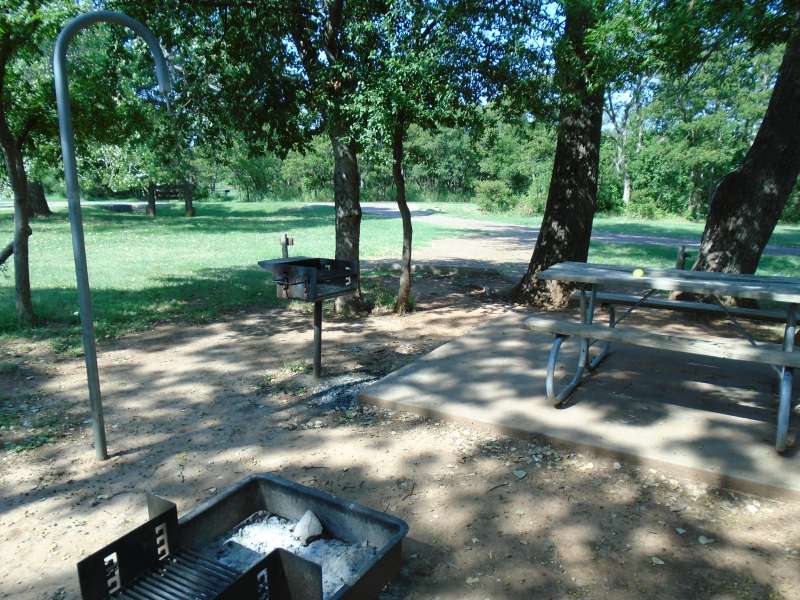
[258, 256, 358, 378]
[77, 473, 408, 599]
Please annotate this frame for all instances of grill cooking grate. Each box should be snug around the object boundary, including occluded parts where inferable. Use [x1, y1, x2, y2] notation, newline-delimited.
[114, 549, 242, 599]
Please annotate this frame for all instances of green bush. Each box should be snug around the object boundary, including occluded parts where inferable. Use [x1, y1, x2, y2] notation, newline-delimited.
[624, 191, 663, 220]
[780, 192, 800, 223]
[515, 181, 548, 215]
[475, 179, 516, 213]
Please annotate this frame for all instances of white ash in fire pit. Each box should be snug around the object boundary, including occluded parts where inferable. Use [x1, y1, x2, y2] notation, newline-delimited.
[205, 510, 377, 598]
[307, 373, 377, 408]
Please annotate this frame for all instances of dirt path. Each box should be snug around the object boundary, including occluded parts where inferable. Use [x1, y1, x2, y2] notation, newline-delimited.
[1, 269, 799, 599]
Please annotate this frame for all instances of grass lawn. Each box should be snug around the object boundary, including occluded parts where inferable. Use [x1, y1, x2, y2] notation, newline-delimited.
[3, 199, 799, 351]
[586, 241, 800, 278]
[0, 201, 460, 350]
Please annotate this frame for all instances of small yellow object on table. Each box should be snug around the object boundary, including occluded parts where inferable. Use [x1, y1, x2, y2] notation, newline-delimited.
[632, 268, 645, 278]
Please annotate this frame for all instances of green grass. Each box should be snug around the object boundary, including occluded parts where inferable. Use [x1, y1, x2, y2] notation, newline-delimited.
[3, 198, 800, 352]
[586, 241, 800, 278]
[0, 201, 460, 350]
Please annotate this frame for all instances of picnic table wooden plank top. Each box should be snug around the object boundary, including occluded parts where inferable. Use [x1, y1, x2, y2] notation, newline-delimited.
[537, 261, 800, 305]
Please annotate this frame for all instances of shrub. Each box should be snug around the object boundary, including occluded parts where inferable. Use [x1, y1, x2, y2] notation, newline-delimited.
[475, 179, 516, 213]
[516, 183, 547, 215]
[625, 191, 663, 220]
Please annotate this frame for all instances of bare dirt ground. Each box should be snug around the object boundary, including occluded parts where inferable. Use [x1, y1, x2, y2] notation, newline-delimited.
[2, 268, 800, 600]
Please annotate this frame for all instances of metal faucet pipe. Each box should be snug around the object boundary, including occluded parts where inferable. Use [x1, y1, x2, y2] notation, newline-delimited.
[54, 11, 171, 460]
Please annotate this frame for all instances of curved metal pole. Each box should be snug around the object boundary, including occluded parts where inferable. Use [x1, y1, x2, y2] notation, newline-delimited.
[54, 11, 171, 460]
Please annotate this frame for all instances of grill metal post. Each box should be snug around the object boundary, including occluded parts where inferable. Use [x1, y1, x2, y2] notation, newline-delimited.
[313, 301, 322, 379]
[259, 257, 357, 381]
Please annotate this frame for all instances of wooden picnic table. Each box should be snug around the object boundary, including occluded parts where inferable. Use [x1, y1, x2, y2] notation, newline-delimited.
[526, 261, 800, 453]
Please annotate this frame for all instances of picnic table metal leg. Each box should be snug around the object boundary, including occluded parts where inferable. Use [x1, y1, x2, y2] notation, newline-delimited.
[578, 289, 592, 369]
[777, 303, 796, 452]
[545, 335, 580, 405]
[579, 285, 613, 371]
[545, 285, 609, 406]
[313, 301, 322, 379]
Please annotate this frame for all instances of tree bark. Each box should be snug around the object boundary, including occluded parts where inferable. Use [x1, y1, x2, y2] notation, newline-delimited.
[27, 181, 52, 217]
[392, 126, 413, 314]
[0, 238, 12, 265]
[289, 1, 362, 312]
[513, 2, 604, 306]
[146, 182, 156, 217]
[622, 169, 632, 205]
[692, 15, 800, 275]
[0, 117, 35, 324]
[329, 129, 363, 312]
[184, 182, 196, 217]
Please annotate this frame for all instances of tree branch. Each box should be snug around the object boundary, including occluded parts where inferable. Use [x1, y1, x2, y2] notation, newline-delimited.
[0, 239, 12, 266]
[0, 225, 31, 266]
[323, 0, 344, 64]
[289, 2, 321, 87]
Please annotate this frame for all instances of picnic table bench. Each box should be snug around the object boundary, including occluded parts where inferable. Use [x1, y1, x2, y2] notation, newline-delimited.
[524, 262, 800, 453]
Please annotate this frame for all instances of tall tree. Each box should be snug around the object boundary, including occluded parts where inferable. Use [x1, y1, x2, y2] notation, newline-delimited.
[287, 1, 379, 310]
[605, 77, 648, 207]
[693, 13, 800, 274]
[353, 1, 473, 312]
[0, 1, 74, 324]
[121, 0, 388, 310]
[514, 0, 606, 305]
[354, 0, 544, 311]
[641, 0, 799, 272]
[1, 2, 169, 324]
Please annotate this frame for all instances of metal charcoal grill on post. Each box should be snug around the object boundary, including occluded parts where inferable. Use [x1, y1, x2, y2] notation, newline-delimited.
[259, 250, 358, 379]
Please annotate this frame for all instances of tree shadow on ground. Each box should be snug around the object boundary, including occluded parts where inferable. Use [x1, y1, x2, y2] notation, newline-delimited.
[0, 284, 798, 599]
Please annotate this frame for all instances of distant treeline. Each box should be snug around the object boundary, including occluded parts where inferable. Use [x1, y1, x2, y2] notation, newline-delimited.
[12, 42, 798, 222]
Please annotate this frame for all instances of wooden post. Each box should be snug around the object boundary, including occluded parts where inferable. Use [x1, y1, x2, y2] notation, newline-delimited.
[280, 233, 294, 259]
[676, 245, 688, 270]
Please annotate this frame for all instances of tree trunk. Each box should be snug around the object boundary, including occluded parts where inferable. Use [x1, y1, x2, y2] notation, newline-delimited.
[513, 2, 604, 306]
[688, 184, 703, 220]
[184, 182, 195, 217]
[392, 126, 413, 314]
[0, 116, 35, 324]
[27, 181, 52, 217]
[615, 141, 632, 206]
[622, 168, 632, 205]
[146, 182, 156, 217]
[12, 169, 34, 324]
[692, 15, 800, 275]
[329, 129, 363, 312]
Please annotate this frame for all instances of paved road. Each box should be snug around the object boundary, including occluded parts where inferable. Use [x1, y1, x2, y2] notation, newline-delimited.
[351, 202, 800, 258]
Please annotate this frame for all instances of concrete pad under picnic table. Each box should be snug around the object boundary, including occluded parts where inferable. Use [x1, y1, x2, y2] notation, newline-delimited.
[359, 311, 800, 499]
